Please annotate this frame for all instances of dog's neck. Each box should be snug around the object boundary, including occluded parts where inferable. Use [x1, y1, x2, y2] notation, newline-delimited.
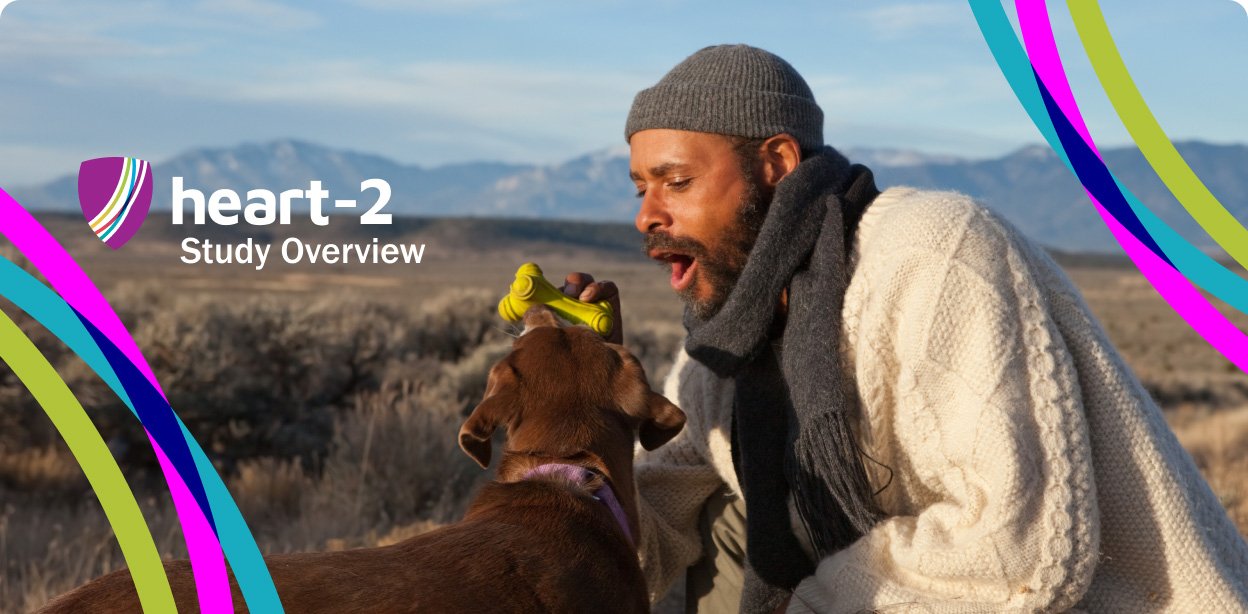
[520, 463, 633, 544]
[495, 448, 640, 546]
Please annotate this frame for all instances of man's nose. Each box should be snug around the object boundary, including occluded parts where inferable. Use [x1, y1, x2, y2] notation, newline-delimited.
[634, 191, 672, 234]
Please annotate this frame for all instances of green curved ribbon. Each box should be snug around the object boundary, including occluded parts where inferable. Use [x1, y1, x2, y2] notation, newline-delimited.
[0, 310, 175, 612]
[1067, 0, 1248, 269]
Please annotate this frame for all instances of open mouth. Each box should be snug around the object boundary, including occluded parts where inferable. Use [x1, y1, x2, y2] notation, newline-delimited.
[650, 249, 697, 292]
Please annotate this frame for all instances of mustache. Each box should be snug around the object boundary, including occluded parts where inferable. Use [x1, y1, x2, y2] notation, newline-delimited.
[642, 231, 708, 261]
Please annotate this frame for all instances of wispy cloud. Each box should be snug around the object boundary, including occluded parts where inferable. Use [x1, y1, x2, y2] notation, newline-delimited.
[0, 143, 89, 185]
[0, 0, 1239, 187]
[195, 0, 322, 31]
[0, 50, 650, 183]
[803, 61, 1035, 157]
[806, 63, 1014, 116]
[857, 3, 968, 40]
[352, 0, 519, 11]
[200, 58, 647, 128]
[0, 0, 320, 49]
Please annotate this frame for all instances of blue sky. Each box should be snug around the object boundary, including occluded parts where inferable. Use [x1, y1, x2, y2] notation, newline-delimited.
[1, 0, 1246, 186]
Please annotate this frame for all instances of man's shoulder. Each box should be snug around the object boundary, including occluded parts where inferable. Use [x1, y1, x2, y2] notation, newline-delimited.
[856, 186, 1031, 269]
[859, 186, 988, 246]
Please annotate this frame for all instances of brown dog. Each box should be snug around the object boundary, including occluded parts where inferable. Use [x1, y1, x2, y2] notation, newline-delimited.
[39, 306, 685, 613]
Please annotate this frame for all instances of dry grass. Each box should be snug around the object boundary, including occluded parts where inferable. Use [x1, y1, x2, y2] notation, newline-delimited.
[1068, 265, 1248, 532]
[0, 225, 1245, 611]
[0, 365, 494, 611]
[1170, 406, 1248, 529]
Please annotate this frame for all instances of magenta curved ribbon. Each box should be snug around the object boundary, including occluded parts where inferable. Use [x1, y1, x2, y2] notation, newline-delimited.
[0, 192, 232, 612]
[1016, 1, 1248, 371]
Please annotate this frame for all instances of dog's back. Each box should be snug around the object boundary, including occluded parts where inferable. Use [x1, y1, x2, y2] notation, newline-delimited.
[42, 479, 648, 613]
[40, 308, 681, 613]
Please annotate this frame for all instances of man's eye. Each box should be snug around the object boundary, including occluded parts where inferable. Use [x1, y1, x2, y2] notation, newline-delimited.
[634, 188, 646, 198]
[668, 178, 692, 191]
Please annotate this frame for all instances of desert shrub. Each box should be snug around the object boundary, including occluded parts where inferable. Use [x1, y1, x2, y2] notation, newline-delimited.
[406, 288, 504, 362]
[228, 378, 490, 553]
[230, 456, 314, 530]
[626, 319, 683, 388]
[1140, 376, 1248, 410]
[0, 319, 499, 612]
[0, 496, 184, 613]
[1172, 406, 1248, 531]
[0, 446, 85, 499]
[4, 286, 510, 491]
[442, 339, 513, 413]
[0, 248, 79, 451]
[77, 296, 407, 477]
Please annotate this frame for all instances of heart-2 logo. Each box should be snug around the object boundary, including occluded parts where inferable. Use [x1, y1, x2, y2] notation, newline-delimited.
[77, 157, 154, 250]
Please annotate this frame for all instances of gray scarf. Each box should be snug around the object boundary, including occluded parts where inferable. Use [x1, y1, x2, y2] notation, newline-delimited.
[682, 146, 883, 613]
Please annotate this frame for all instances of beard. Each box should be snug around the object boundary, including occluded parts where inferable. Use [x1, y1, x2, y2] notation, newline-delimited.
[643, 178, 772, 321]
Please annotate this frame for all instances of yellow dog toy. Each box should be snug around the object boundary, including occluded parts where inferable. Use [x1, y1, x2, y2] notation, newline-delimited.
[498, 262, 614, 337]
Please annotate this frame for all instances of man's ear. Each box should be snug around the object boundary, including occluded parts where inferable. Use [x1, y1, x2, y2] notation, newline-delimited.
[637, 390, 686, 451]
[760, 133, 802, 187]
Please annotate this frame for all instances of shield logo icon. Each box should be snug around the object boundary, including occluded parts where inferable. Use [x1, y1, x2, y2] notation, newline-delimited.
[78, 156, 154, 250]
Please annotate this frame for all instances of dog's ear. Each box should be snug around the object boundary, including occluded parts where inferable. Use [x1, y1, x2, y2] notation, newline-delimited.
[611, 346, 687, 450]
[636, 390, 686, 451]
[458, 364, 519, 468]
[458, 393, 516, 468]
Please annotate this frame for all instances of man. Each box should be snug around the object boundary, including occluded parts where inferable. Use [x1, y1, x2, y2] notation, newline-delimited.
[563, 44, 1248, 613]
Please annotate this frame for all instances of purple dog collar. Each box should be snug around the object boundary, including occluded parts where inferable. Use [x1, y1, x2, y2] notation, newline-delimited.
[522, 463, 634, 544]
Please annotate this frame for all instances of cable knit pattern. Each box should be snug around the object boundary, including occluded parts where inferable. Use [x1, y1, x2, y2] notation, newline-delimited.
[634, 187, 1248, 612]
[634, 348, 741, 603]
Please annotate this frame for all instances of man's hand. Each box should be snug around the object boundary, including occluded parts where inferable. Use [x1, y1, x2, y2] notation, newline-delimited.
[561, 272, 623, 344]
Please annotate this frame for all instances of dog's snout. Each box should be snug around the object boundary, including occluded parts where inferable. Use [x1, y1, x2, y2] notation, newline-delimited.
[522, 305, 562, 333]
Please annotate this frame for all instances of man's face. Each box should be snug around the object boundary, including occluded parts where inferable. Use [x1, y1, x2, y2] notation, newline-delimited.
[630, 129, 770, 320]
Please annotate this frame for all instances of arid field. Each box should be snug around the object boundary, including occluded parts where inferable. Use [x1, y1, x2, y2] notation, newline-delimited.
[1, 214, 1246, 611]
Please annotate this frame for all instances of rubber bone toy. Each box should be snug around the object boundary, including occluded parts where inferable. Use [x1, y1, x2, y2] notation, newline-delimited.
[498, 262, 615, 337]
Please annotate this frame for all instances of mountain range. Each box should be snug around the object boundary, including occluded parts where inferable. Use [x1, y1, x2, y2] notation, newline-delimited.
[12, 138, 1247, 253]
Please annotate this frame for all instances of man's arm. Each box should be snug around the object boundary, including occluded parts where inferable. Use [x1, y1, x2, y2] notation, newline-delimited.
[635, 347, 728, 605]
[790, 206, 1099, 612]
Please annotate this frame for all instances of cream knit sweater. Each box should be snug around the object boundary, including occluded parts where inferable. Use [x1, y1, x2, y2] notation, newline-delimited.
[633, 187, 1248, 613]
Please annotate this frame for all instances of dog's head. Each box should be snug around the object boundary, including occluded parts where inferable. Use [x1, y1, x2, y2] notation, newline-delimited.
[458, 306, 685, 469]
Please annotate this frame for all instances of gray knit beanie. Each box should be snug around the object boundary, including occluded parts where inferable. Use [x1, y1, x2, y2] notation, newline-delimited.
[625, 44, 824, 151]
